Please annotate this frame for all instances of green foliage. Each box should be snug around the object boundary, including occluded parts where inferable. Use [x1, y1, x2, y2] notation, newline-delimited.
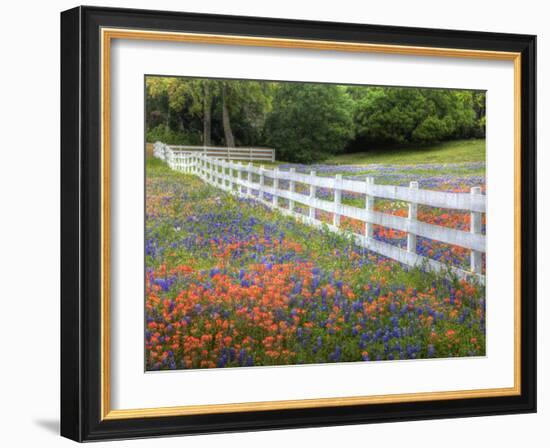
[352, 87, 483, 148]
[145, 76, 486, 162]
[145, 124, 202, 146]
[215, 80, 275, 146]
[265, 84, 354, 162]
[146, 77, 204, 140]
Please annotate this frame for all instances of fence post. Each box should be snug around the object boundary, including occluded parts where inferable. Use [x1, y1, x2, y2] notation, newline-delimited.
[259, 165, 265, 201]
[247, 163, 253, 196]
[272, 167, 279, 207]
[221, 160, 227, 190]
[211, 158, 215, 184]
[365, 177, 374, 240]
[237, 162, 243, 195]
[407, 181, 419, 253]
[210, 158, 214, 183]
[470, 186, 483, 273]
[228, 161, 234, 192]
[289, 168, 296, 213]
[333, 174, 342, 227]
[309, 171, 316, 222]
[208, 158, 215, 185]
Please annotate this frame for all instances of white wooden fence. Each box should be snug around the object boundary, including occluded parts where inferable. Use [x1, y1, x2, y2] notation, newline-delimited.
[153, 142, 486, 283]
[154, 142, 275, 162]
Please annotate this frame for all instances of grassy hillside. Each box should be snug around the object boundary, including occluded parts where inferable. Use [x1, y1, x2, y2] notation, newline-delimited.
[324, 139, 485, 166]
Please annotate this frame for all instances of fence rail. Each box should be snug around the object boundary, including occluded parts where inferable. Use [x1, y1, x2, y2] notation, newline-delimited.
[154, 142, 275, 162]
[153, 142, 486, 283]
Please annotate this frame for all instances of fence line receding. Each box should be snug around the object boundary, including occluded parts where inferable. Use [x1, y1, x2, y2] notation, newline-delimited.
[156, 144, 275, 162]
[153, 142, 486, 283]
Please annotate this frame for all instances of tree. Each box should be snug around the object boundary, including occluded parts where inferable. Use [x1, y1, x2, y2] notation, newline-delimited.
[146, 77, 172, 129]
[352, 87, 483, 149]
[215, 80, 274, 147]
[265, 84, 354, 162]
[146, 77, 214, 145]
[353, 87, 426, 145]
[221, 82, 236, 147]
[202, 82, 212, 146]
[472, 91, 486, 137]
[145, 76, 486, 157]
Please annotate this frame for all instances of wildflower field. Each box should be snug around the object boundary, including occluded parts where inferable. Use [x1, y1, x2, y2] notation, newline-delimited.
[145, 154, 486, 371]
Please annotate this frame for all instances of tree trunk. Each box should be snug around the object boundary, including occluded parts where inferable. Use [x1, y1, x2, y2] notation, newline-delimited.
[222, 84, 235, 147]
[203, 83, 212, 146]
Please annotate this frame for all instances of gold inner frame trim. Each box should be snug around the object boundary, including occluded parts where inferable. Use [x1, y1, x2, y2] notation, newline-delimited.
[100, 27, 522, 421]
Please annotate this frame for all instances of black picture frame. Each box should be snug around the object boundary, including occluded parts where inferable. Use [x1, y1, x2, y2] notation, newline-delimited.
[61, 5, 536, 442]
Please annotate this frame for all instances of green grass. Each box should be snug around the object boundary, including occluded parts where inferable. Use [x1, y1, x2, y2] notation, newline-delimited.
[323, 138, 485, 166]
[149, 138, 485, 168]
[146, 155, 173, 173]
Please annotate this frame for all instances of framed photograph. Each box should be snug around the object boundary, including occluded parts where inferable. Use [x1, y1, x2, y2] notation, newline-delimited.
[60, 6, 536, 441]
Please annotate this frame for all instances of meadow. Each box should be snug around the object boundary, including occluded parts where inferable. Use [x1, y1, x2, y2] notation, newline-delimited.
[145, 147, 486, 371]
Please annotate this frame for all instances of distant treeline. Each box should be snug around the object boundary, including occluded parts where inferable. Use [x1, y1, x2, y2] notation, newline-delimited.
[146, 77, 486, 163]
